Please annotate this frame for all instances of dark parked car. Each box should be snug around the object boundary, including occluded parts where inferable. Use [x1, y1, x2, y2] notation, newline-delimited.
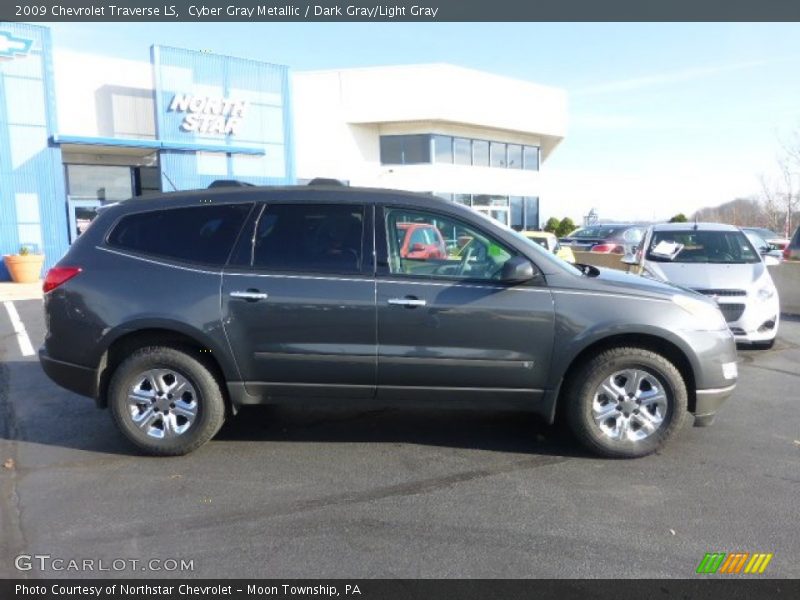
[784, 225, 800, 261]
[40, 184, 738, 458]
[560, 224, 645, 255]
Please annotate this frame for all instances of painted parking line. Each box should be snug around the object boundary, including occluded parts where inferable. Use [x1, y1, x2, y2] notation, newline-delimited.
[3, 300, 35, 357]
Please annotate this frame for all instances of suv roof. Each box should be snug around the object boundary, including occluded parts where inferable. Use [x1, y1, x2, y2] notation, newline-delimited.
[119, 184, 436, 206]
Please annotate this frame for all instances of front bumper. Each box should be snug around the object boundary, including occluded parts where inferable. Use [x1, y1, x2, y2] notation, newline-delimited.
[693, 383, 736, 426]
[721, 295, 779, 344]
[39, 347, 99, 400]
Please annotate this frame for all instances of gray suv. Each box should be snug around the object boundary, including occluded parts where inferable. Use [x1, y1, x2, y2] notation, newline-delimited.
[39, 185, 738, 458]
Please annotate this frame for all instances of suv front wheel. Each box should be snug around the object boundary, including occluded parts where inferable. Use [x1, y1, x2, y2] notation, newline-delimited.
[565, 347, 688, 458]
[108, 346, 226, 456]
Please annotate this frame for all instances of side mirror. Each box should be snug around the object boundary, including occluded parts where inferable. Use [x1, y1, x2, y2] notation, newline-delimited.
[411, 243, 426, 252]
[621, 253, 639, 266]
[501, 256, 535, 283]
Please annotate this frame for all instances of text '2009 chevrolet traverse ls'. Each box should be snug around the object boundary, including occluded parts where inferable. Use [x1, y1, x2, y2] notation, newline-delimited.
[39, 185, 738, 458]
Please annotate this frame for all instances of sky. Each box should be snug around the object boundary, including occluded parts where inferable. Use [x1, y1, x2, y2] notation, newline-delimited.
[44, 22, 800, 222]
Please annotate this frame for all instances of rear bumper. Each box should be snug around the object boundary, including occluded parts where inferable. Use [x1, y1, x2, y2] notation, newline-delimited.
[693, 383, 736, 426]
[38, 347, 98, 400]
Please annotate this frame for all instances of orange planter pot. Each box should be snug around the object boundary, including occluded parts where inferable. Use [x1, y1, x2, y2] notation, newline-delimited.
[3, 254, 45, 284]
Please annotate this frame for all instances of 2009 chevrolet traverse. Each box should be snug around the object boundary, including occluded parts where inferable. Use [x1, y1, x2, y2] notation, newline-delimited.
[39, 184, 738, 457]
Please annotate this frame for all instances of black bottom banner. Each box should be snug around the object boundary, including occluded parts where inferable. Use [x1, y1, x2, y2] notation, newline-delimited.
[2, 579, 799, 600]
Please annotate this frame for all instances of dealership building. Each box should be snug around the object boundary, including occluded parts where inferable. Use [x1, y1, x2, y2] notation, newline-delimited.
[0, 22, 567, 278]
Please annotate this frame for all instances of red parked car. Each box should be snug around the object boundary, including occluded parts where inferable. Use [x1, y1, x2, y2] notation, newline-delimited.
[396, 222, 447, 260]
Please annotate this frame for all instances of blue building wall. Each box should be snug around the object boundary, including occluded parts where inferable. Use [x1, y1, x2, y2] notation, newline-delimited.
[0, 23, 68, 279]
[152, 45, 295, 191]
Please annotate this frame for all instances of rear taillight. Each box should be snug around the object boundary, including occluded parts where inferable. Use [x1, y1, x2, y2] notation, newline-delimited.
[591, 243, 623, 254]
[784, 246, 791, 260]
[43, 266, 82, 293]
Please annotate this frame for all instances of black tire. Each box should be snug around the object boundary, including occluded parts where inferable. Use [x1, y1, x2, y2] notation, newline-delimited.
[108, 346, 226, 456]
[564, 347, 687, 458]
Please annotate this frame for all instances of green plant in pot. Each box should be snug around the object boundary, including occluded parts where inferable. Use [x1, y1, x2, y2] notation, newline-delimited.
[3, 245, 45, 284]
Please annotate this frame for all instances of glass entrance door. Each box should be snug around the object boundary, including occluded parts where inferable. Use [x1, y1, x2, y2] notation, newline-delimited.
[67, 199, 102, 243]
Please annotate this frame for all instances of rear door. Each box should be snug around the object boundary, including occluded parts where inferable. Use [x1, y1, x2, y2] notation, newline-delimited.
[221, 200, 376, 399]
[375, 204, 555, 402]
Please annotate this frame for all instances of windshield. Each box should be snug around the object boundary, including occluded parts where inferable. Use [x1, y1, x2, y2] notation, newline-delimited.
[646, 230, 760, 264]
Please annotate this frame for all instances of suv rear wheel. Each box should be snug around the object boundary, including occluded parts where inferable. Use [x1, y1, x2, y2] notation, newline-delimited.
[108, 346, 226, 456]
[565, 347, 687, 458]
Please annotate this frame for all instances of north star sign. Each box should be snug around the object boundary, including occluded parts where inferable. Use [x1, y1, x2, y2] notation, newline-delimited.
[168, 94, 247, 135]
[0, 31, 33, 60]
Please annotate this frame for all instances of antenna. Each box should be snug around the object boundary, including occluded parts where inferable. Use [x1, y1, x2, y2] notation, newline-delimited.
[162, 171, 177, 192]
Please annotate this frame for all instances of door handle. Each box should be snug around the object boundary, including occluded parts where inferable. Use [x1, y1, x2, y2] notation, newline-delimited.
[229, 290, 268, 302]
[387, 297, 427, 308]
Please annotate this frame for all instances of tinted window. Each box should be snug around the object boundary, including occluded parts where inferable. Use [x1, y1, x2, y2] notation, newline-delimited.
[108, 204, 251, 265]
[252, 204, 365, 273]
[379, 135, 431, 165]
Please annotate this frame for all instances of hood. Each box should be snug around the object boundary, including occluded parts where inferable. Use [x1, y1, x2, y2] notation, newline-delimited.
[550, 265, 683, 299]
[646, 261, 765, 291]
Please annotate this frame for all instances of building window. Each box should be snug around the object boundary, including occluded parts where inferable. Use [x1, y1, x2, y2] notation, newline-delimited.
[507, 145, 523, 169]
[379, 134, 539, 171]
[432, 135, 453, 164]
[380, 135, 431, 165]
[66, 165, 133, 202]
[453, 138, 472, 166]
[523, 146, 540, 171]
[510, 196, 524, 230]
[472, 140, 489, 167]
[490, 142, 507, 168]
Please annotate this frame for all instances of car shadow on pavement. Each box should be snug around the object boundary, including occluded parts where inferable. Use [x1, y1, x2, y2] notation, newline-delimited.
[1, 361, 591, 459]
[215, 405, 590, 458]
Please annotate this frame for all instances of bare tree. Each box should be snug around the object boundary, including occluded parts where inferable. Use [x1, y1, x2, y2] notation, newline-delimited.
[758, 173, 782, 231]
[777, 131, 800, 236]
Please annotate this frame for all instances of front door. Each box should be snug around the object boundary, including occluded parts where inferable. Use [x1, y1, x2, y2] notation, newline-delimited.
[376, 205, 555, 402]
[222, 202, 376, 399]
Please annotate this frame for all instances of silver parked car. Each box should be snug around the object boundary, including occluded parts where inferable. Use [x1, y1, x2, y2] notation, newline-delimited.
[625, 223, 780, 349]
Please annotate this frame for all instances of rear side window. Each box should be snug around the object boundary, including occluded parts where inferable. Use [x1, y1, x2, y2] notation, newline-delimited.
[252, 204, 365, 274]
[108, 204, 252, 266]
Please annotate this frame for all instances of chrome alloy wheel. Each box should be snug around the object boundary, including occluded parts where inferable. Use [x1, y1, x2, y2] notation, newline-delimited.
[127, 369, 199, 439]
[592, 369, 667, 442]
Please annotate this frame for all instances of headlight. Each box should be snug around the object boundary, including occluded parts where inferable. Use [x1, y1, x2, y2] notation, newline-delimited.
[672, 294, 728, 331]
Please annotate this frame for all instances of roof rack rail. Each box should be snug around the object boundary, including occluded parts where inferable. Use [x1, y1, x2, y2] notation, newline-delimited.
[307, 177, 345, 186]
[208, 179, 255, 188]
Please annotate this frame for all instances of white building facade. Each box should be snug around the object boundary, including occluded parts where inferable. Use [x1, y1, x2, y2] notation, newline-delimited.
[293, 64, 567, 229]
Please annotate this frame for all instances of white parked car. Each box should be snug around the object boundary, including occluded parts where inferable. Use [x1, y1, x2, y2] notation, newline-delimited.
[625, 223, 780, 349]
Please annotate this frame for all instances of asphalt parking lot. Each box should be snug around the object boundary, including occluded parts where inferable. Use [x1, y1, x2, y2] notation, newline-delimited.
[1, 298, 798, 579]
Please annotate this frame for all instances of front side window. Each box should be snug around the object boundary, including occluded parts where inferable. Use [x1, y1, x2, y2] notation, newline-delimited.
[108, 204, 252, 266]
[252, 204, 365, 273]
[385, 208, 514, 281]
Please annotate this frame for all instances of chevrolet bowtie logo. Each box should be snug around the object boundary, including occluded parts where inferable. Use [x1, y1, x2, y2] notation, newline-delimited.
[0, 31, 34, 60]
